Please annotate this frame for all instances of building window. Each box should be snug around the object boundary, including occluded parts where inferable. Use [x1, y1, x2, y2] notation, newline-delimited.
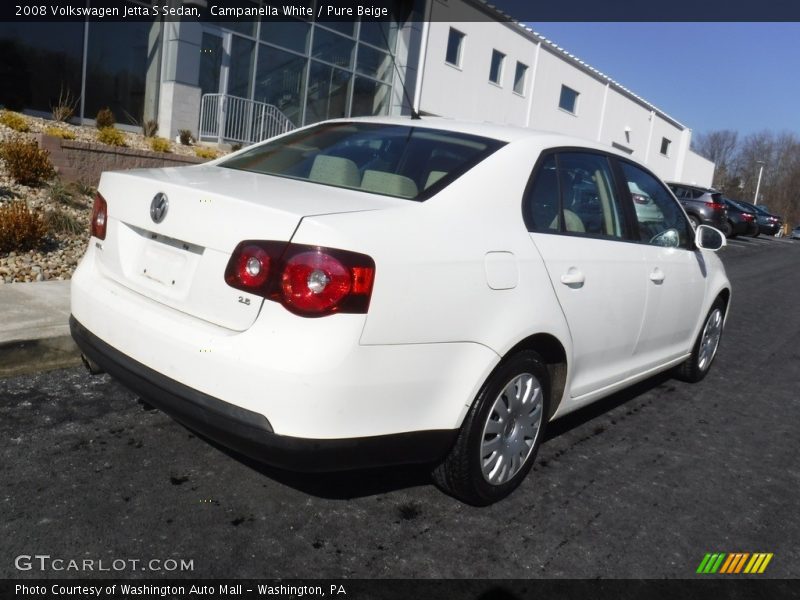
[660, 137, 671, 156]
[489, 50, 505, 85]
[445, 28, 465, 67]
[559, 85, 579, 114]
[513, 62, 528, 95]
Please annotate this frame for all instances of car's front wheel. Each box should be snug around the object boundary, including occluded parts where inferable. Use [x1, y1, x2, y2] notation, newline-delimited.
[675, 300, 725, 383]
[433, 351, 549, 505]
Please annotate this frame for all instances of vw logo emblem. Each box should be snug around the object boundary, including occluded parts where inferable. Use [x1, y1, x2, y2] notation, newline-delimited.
[150, 192, 169, 224]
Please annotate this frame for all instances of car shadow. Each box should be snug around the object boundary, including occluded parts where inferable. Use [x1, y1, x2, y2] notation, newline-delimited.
[180, 370, 674, 501]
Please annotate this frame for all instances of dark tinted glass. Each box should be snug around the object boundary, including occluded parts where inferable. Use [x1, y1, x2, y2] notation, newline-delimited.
[312, 28, 355, 69]
[85, 20, 161, 123]
[304, 62, 351, 123]
[254, 45, 306, 126]
[228, 36, 254, 98]
[559, 85, 578, 113]
[446, 28, 464, 65]
[260, 20, 310, 54]
[350, 78, 390, 117]
[0, 22, 84, 113]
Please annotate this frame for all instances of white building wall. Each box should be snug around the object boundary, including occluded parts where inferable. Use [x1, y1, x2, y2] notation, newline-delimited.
[414, 0, 715, 187]
[419, 20, 532, 125]
[527, 47, 606, 138]
[681, 151, 716, 186]
[599, 87, 655, 157]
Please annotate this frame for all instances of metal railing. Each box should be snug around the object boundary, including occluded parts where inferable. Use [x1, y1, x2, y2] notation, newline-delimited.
[199, 93, 295, 146]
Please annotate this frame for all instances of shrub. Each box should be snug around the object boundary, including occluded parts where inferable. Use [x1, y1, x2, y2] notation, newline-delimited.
[74, 181, 96, 198]
[0, 138, 55, 186]
[0, 110, 30, 132]
[143, 119, 159, 138]
[149, 137, 171, 153]
[51, 86, 79, 122]
[95, 107, 116, 129]
[195, 146, 218, 159]
[43, 126, 76, 140]
[0, 201, 48, 253]
[48, 180, 86, 209]
[97, 127, 126, 147]
[231, 143, 243, 152]
[179, 129, 194, 145]
[44, 206, 84, 236]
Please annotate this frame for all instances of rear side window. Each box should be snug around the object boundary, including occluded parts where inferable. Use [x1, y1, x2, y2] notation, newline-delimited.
[524, 151, 625, 239]
[220, 122, 505, 200]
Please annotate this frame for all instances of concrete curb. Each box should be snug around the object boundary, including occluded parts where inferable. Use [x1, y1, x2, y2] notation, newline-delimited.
[0, 335, 81, 378]
[0, 280, 80, 378]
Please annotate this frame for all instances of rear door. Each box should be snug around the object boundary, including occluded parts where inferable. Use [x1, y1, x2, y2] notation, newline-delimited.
[524, 151, 647, 398]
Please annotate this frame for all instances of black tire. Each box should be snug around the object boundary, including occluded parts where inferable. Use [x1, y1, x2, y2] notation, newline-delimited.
[723, 220, 735, 238]
[674, 300, 725, 383]
[688, 215, 700, 229]
[749, 225, 760, 238]
[432, 350, 550, 505]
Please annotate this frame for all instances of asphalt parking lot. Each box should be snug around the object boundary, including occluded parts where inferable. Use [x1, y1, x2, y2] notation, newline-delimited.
[1, 236, 798, 579]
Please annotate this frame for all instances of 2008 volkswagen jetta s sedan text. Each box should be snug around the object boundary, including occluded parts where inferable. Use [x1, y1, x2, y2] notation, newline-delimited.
[70, 117, 730, 505]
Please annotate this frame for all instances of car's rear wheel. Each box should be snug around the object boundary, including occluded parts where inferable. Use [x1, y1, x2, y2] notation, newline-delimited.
[723, 220, 735, 238]
[688, 215, 700, 229]
[675, 300, 725, 383]
[432, 350, 549, 505]
[749, 225, 760, 238]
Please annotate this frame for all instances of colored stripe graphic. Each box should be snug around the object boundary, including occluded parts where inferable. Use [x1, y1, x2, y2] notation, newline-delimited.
[699, 553, 773, 574]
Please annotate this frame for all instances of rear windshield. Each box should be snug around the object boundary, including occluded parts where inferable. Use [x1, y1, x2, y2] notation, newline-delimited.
[219, 122, 505, 200]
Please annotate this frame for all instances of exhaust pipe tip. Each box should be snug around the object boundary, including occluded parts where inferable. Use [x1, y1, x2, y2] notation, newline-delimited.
[80, 353, 105, 375]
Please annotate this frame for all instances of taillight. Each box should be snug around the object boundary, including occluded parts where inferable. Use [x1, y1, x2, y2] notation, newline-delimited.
[90, 193, 108, 240]
[742, 213, 755, 221]
[706, 201, 725, 211]
[224, 241, 375, 317]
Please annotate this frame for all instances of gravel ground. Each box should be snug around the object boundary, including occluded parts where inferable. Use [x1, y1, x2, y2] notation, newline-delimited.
[0, 112, 227, 284]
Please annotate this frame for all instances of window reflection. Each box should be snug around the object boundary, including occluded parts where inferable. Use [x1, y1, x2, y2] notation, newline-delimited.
[305, 61, 351, 122]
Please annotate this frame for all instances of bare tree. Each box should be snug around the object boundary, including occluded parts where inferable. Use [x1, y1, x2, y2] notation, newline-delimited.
[692, 130, 738, 189]
[695, 129, 800, 227]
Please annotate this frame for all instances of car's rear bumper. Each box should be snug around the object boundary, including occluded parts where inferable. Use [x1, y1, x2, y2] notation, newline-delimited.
[71, 316, 458, 471]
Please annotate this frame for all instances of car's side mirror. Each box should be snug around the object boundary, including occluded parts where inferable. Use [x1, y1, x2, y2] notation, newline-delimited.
[695, 225, 726, 251]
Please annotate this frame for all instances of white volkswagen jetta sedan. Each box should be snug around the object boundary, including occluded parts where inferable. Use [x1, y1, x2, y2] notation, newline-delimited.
[71, 117, 730, 505]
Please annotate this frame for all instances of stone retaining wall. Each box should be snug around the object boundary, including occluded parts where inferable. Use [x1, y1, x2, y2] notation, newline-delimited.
[39, 135, 206, 186]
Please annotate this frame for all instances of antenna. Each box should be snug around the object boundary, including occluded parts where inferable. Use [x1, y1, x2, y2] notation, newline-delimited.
[377, 18, 421, 120]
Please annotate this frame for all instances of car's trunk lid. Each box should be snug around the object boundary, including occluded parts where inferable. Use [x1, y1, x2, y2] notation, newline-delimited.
[95, 165, 401, 331]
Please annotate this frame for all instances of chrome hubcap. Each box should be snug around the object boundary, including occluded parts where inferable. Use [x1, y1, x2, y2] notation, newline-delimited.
[698, 308, 723, 371]
[480, 373, 543, 485]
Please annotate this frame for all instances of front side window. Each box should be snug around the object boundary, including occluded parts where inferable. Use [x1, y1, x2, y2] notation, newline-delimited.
[489, 50, 505, 84]
[221, 122, 505, 200]
[559, 85, 579, 114]
[446, 28, 465, 67]
[620, 161, 692, 248]
[524, 152, 625, 240]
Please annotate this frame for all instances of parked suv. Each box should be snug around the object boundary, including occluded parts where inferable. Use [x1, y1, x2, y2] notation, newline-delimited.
[666, 182, 727, 231]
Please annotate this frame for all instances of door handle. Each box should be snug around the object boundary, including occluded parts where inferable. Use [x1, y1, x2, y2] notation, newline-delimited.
[560, 269, 585, 287]
[649, 268, 665, 284]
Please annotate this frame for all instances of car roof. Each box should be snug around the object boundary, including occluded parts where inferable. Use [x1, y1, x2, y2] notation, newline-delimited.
[323, 116, 638, 159]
